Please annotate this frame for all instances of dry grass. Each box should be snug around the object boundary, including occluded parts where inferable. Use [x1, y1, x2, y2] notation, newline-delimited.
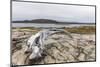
[64, 26, 96, 34]
[12, 25, 96, 34]
[12, 27, 41, 32]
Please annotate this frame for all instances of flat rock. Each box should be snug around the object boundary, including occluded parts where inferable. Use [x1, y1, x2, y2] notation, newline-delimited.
[12, 31, 96, 65]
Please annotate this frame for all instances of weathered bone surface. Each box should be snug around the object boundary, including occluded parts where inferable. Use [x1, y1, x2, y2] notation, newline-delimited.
[12, 29, 95, 65]
[25, 29, 73, 60]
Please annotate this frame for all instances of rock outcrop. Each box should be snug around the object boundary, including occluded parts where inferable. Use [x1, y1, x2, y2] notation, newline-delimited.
[11, 30, 95, 65]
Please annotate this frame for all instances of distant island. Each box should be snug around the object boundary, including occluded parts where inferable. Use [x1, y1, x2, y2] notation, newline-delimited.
[12, 19, 95, 24]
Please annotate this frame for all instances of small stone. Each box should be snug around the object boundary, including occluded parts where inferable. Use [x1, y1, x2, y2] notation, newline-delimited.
[78, 53, 85, 61]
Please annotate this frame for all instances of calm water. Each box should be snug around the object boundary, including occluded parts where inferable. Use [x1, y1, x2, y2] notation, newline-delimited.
[12, 23, 94, 28]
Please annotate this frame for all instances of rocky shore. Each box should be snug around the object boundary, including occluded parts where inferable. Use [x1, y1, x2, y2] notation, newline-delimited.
[11, 28, 96, 65]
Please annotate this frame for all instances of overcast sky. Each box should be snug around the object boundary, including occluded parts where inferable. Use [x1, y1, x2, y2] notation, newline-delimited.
[12, 1, 95, 23]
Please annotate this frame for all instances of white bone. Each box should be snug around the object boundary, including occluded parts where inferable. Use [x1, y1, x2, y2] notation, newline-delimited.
[25, 29, 73, 59]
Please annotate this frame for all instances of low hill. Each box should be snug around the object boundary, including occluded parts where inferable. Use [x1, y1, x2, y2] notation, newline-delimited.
[13, 19, 95, 24]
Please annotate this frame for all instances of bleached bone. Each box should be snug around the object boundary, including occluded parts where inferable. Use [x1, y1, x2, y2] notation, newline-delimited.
[25, 29, 73, 60]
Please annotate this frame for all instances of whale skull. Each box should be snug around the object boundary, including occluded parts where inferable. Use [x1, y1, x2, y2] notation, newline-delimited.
[24, 29, 73, 60]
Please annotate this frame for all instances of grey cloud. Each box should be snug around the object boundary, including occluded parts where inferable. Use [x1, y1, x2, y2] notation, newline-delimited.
[12, 1, 95, 23]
